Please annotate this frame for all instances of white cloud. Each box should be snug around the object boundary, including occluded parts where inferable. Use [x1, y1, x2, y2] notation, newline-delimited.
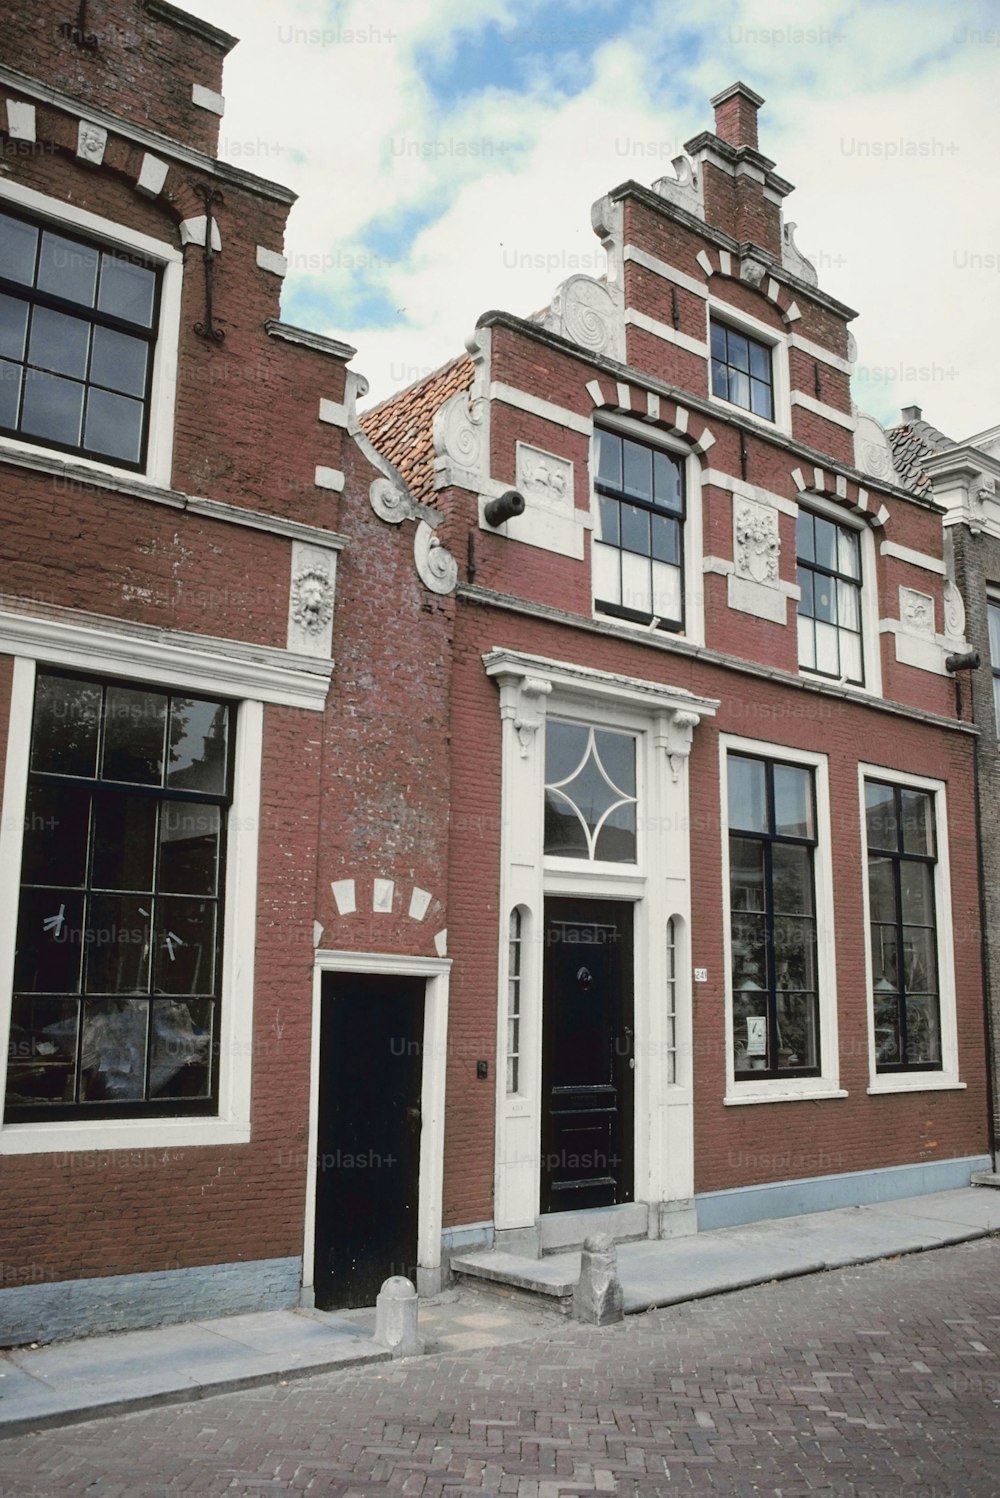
[185, 0, 999, 437]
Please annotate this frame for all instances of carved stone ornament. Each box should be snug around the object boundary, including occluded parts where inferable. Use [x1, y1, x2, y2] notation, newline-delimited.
[513, 676, 552, 758]
[544, 275, 621, 357]
[413, 520, 458, 596]
[287, 541, 337, 657]
[658, 709, 701, 783]
[739, 257, 768, 290]
[291, 565, 334, 635]
[651, 154, 703, 218]
[515, 444, 573, 510]
[781, 221, 819, 287]
[853, 412, 899, 483]
[734, 500, 780, 585]
[943, 579, 966, 640]
[899, 586, 935, 637]
[77, 121, 108, 165]
[369, 476, 412, 525]
[433, 389, 484, 481]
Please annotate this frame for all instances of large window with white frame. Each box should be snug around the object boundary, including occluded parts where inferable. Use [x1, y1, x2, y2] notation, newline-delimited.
[592, 429, 686, 632]
[988, 596, 1000, 734]
[6, 669, 233, 1121]
[0, 182, 182, 487]
[796, 506, 866, 686]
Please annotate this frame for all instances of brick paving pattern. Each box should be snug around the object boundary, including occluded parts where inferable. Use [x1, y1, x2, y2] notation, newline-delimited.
[2, 1237, 998, 1497]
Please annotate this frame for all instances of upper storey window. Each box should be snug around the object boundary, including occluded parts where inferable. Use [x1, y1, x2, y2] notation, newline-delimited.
[593, 430, 685, 631]
[0, 208, 159, 470]
[710, 320, 774, 421]
[796, 510, 864, 686]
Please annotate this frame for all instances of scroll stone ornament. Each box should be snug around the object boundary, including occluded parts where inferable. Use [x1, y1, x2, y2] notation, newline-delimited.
[943, 579, 966, 640]
[369, 476, 412, 525]
[546, 276, 619, 356]
[413, 520, 458, 596]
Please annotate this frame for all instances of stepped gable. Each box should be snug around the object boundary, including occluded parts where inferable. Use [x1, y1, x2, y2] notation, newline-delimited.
[361, 355, 473, 506]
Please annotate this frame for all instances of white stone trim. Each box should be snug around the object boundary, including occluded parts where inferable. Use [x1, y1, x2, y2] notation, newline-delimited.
[136, 153, 169, 197]
[488, 382, 591, 436]
[179, 215, 222, 252]
[318, 398, 349, 428]
[76, 121, 108, 165]
[720, 735, 842, 1103]
[191, 83, 225, 116]
[625, 308, 709, 359]
[303, 950, 451, 1293]
[857, 764, 961, 1093]
[879, 540, 947, 576]
[706, 296, 792, 437]
[0, 663, 262, 1154]
[791, 390, 856, 432]
[703, 470, 799, 518]
[0, 179, 182, 489]
[314, 467, 345, 492]
[788, 332, 852, 375]
[0, 604, 333, 711]
[622, 243, 708, 299]
[5, 99, 35, 140]
[256, 245, 287, 277]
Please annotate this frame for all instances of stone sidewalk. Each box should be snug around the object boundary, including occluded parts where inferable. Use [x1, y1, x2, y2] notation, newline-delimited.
[1, 1185, 996, 1441]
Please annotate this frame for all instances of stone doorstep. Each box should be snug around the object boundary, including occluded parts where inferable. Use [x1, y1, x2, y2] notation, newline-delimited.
[537, 1201, 654, 1256]
[450, 1250, 580, 1315]
[971, 1171, 1000, 1189]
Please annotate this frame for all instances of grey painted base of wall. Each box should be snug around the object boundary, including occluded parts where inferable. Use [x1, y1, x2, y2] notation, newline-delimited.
[694, 1155, 993, 1232]
[0, 1257, 302, 1348]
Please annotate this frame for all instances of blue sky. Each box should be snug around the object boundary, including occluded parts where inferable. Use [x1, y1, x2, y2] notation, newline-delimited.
[188, 0, 999, 437]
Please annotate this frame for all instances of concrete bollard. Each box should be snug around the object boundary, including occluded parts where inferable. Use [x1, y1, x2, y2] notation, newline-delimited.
[572, 1233, 624, 1325]
[374, 1275, 425, 1358]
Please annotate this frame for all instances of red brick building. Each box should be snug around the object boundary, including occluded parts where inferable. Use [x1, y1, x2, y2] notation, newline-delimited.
[0, 3, 991, 1344]
[0, 0, 455, 1340]
[364, 84, 991, 1264]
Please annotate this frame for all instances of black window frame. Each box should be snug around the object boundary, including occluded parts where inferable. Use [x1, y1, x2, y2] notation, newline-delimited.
[592, 428, 686, 633]
[5, 668, 235, 1123]
[710, 318, 775, 421]
[796, 508, 865, 686]
[727, 752, 821, 1081]
[0, 204, 161, 473]
[864, 778, 942, 1074]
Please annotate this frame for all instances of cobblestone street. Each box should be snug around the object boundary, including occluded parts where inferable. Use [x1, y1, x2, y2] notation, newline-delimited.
[2, 1238, 998, 1498]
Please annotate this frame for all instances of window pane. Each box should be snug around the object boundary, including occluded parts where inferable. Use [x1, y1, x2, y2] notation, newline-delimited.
[871, 924, 898, 988]
[797, 614, 815, 671]
[31, 675, 101, 776]
[14, 888, 86, 993]
[20, 367, 85, 446]
[91, 794, 157, 892]
[545, 720, 588, 786]
[652, 451, 682, 512]
[0, 359, 22, 428]
[774, 914, 816, 993]
[594, 729, 635, 797]
[595, 430, 621, 488]
[28, 305, 90, 379]
[813, 518, 837, 571]
[593, 803, 636, 862]
[837, 579, 860, 632]
[728, 332, 750, 371]
[0, 292, 29, 359]
[0, 212, 38, 285]
[865, 782, 897, 851]
[815, 620, 839, 675]
[796, 511, 814, 562]
[621, 503, 650, 555]
[728, 755, 767, 833]
[710, 321, 726, 359]
[651, 560, 682, 623]
[21, 783, 91, 887]
[6, 996, 79, 1106]
[900, 861, 934, 925]
[158, 802, 221, 896]
[622, 439, 652, 501]
[989, 602, 1000, 665]
[901, 789, 934, 856]
[729, 837, 765, 911]
[154, 898, 216, 995]
[874, 989, 900, 1064]
[37, 231, 99, 306]
[797, 567, 814, 617]
[102, 687, 167, 785]
[902, 926, 936, 993]
[711, 358, 728, 399]
[621, 549, 652, 615]
[838, 527, 861, 579]
[593, 538, 620, 606]
[598, 495, 619, 546]
[750, 378, 773, 420]
[651, 512, 680, 564]
[867, 856, 896, 923]
[150, 998, 213, 1098]
[731, 912, 767, 991]
[543, 789, 588, 857]
[813, 575, 835, 623]
[905, 994, 940, 1064]
[771, 842, 813, 913]
[776, 991, 818, 1068]
[90, 325, 148, 396]
[729, 370, 749, 408]
[98, 255, 156, 328]
[80, 999, 148, 1101]
[749, 341, 770, 380]
[84, 895, 153, 993]
[773, 765, 813, 839]
[84, 387, 143, 464]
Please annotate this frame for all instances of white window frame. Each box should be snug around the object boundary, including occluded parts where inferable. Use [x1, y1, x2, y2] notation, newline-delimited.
[858, 763, 963, 1095]
[0, 179, 182, 490]
[706, 300, 791, 436]
[987, 591, 1000, 736]
[720, 733, 844, 1105]
[0, 654, 262, 1154]
[590, 413, 705, 647]
[795, 492, 883, 697]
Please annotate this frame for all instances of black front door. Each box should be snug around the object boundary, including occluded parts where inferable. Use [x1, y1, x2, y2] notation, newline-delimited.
[313, 973, 424, 1310]
[541, 898, 634, 1213]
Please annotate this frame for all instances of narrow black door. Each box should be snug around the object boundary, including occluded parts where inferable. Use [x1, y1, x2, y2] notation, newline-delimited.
[313, 973, 424, 1310]
[541, 898, 634, 1213]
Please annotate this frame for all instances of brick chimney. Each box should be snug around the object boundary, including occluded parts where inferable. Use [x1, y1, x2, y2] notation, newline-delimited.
[710, 82, 763, 151]
[684, 82, 789, 258]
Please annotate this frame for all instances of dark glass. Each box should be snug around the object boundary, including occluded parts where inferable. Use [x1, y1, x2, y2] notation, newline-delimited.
[729, 837, 765, 911]
[90, 326, 148, 397]
[545, 720, 588, 786]
[158, 802, 221, 896]
[20, 367, 85, 446]
[901, 789, 933, 856]
[97, 255, 156, 328]
[84, 387, 143, 463]
[796, 511, 814, 563]
[80, 999, 148, 1101]
[0, 212, 38, 285]
[5, 996, 78, 1104]
[0, 292, 29, 360]
[867, 856, 896, 923]
[905, 994, 940, 1064]
[622, 438, 652, 501]
[150, 998, 213, 1098]
[595, 729, 635, 796]
[710, 321, 726, 360]
[749, 341, 770, 380]
[102, 687, 167, 785]
[167, 699, 229, 793]
[728, 332, 750, 372]
[543, 789, 589, 858]
[621, 502, 650, 555]
[771, 843, 813, 914]
[84, 895, 152, 993]
[31, 676, 101, 776]
[91, 794, 157, 892]
[865, 782, 897, 851]
[653, 451, 682, 511]
[773, 765, 813, 838]
[813, 517, 837, 571]
[154, 898, 216, 995]
[596, 430, 621, 488]
[37, 231, 98, 306]
[28, 305, 90, 379]
[20, 783, 91, 887]
[598, 494, 619, 546]
[14, 888, 86, 993]
[0, 359, 21, 427]
[651, 513, 679, 565]
[750, 380, 773, 420]
[727, 754, 767, 833]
